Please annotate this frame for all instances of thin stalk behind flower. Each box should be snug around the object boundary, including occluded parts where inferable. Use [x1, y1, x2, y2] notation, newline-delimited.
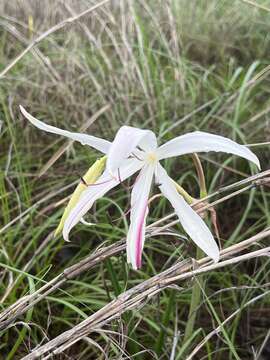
[54, 156, 107, 237]
[192, 153, 207, 198]
[184, 154, 207, 347]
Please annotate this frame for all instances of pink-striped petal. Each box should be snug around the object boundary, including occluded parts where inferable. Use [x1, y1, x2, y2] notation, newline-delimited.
[20, 106, 111, 153]
[63, 158, 143, 241]
[127, 164, 155, 269]
[107, 126, 157, 174]
[155, 163, 219, 262]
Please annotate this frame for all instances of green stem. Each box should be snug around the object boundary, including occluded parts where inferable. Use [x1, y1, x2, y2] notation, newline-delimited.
[184, 153, 207, 346]
[192, 153, 207, 198]
[105, 258, 121, 296]
[155, 291, 175, 355]
[106, 259, 140, 356]
[183, 247, 204, 344]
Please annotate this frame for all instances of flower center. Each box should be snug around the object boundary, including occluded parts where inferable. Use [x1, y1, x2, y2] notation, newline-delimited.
[145, 151, 158, 164]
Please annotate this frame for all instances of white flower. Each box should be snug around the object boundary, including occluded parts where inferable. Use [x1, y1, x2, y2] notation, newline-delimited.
[20, 106, 260, 269]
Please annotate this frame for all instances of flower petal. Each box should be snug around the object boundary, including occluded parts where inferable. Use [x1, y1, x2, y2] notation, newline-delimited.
[157, 131, 260, 169]
[20, 105, 111, 153]
[127, 165, 154, 269]
[63, 158, 143, 241]
[155, 163, 219, 262]
[54, 156, 106, 237]
[107, 126, 157, 173]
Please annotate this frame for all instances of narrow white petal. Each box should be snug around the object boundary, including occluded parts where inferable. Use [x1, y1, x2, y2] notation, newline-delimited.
[63, 158, 143, 241]
[107, 126, 157, 173]
[20, 105, 111, 153]
[156, 163, 219, 262]
[127, 165, 154, 269]
[157, 131, 260, 169]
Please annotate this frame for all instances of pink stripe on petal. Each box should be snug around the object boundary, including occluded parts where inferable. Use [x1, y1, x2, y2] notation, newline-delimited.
[135, 203, 148, 269]
[127, 164, 154, 269]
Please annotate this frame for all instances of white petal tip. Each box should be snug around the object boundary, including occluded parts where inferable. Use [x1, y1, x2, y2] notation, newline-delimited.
[63, 233, 71, 242]
[80, 217, 95, 226]
[212, 251, 220, 263]
[250, 154, 261, 170]
[19, 105, 26, 115]
[127, 256, 137, 270]
[63, 230, 70, 242]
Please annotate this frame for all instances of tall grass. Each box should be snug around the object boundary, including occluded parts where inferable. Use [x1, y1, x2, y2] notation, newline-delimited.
[0, 0, 270, 358]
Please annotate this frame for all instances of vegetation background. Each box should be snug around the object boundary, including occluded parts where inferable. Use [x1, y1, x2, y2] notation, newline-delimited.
[0, 0, 270, 359]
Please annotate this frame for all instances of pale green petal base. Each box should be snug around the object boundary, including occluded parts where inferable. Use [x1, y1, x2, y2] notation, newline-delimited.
[54, 156, 107, 237]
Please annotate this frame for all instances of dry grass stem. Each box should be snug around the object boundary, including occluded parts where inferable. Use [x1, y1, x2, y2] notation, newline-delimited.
[0, 0, 110, 79]
[20, 245, 270, 359]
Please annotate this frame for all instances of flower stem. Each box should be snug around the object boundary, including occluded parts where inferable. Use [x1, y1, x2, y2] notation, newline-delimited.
[183, 247, 204, 344]
[192, 153, 207, 198]
[183, 153, 207, 347]
[155, 290, 175, 355]
[105, 258, 121, 296]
